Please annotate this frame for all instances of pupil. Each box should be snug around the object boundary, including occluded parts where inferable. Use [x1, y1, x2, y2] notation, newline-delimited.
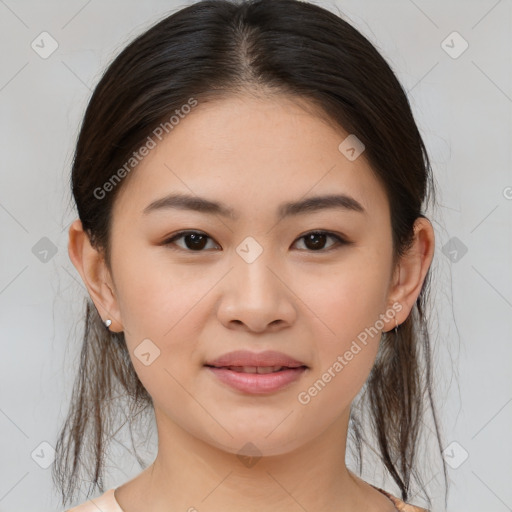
[306, 233, 326, 250]
[187, 233, 207, 250]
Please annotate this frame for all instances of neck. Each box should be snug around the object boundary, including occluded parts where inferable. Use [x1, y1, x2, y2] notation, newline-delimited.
[119, 407, 371, 512]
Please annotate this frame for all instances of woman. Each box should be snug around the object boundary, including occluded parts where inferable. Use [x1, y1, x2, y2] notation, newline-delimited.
[55, 1, 448, 510]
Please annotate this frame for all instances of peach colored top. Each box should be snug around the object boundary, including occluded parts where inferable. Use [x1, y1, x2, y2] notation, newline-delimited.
[66, 485, 428, 511]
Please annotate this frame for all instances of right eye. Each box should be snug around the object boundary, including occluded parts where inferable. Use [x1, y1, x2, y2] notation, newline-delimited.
[162, 230, 221, 251]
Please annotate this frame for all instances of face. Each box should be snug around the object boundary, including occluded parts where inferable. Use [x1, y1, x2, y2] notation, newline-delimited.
[102, 94, 400, 456]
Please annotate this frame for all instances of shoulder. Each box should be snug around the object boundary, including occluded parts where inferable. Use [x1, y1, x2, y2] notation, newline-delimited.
[65, 488, 123, 512]
[372, 485, 429, 512]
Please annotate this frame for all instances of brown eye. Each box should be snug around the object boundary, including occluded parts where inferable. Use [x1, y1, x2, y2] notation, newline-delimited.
[164, 231, 219, 251]
[294, 231, 348, 251]
[163, 230, 349, 253]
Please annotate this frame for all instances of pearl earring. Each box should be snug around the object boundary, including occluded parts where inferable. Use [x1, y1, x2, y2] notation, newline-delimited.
[104, 319, 112, 329]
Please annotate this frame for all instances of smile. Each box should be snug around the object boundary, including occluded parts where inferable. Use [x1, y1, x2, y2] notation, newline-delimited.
[220, 365, 286, 374]
[205, 365, 308, 394]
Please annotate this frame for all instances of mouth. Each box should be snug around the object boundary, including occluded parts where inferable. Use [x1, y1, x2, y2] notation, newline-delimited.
[203, 351, 308, 394]
[204, 349, 308, 369]
[204, 364, 305, 374]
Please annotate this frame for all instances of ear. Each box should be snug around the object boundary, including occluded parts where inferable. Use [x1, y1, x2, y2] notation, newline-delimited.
[383, 217, 435, 332]
[67, 219, 123, 332]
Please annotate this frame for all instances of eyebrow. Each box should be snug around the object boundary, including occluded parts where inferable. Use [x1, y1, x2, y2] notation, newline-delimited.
[143, 192, 366, 220]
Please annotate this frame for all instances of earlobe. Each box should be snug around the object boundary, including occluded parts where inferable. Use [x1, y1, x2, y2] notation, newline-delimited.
[67, 219, 123, 332]
[385, 217, 435, 331]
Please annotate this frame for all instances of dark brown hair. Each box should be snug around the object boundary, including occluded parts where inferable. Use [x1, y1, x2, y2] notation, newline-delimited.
[55, 0, 448, 508]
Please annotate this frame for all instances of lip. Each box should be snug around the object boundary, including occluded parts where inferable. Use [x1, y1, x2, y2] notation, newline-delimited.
[204, 350, 308, 395]
[205, 350, 307, 368]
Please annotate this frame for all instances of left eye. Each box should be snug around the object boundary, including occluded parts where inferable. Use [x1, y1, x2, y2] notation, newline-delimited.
[162, 230, 349, 252]
[293, 231, 347, 251]
[163, 231, 219, 251]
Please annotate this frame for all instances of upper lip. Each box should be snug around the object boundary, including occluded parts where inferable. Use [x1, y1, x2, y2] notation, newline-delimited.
[205, 350, 307, 368]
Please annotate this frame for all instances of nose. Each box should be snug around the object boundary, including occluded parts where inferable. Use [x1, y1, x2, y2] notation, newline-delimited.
[216, 249, 297, 333]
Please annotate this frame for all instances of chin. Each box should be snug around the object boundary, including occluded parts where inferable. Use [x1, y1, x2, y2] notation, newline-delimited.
[200, 428, 306, 460]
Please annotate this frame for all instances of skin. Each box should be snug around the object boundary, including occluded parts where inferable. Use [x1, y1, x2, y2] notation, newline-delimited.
[68, 93, 434, 512]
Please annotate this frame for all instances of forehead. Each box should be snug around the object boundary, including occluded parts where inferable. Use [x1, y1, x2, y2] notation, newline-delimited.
[112, 94, 389, 223]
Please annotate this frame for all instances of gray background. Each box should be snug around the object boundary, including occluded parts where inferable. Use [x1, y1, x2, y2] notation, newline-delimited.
[0, 0, 511, 511]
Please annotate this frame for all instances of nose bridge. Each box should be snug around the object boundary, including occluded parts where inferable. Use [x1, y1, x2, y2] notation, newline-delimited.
[232, 235, 280, 299]
[216, 235, 296, 330]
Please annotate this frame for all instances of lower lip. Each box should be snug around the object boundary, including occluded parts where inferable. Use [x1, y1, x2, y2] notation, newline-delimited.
[206, 366, 307, 394]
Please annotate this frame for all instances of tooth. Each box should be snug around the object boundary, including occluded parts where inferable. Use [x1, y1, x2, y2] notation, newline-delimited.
[257, 366, 283, 374]
[226, 366, 287, 373]
[228, 366, 258, 373]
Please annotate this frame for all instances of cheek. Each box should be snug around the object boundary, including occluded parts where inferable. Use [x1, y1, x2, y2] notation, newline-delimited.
[113, 255, 226, 400]
[296, 338, 380, 429]
[292, 254, 389, 394]
[297, 273, 385, 413]
[293, 257, 390, 341]
[113, 244, 215, 338]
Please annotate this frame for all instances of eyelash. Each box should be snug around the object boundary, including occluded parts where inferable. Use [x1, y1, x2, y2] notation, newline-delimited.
[161, 230, 351, 253]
